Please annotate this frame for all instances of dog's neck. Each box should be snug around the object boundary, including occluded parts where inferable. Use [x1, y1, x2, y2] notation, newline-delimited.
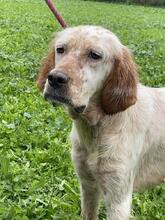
[67, 105, 105, 126]
[67, 93, 106, 126]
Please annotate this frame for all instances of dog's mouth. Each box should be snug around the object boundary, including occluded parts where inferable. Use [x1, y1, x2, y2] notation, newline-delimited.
[74, 105, 86, 114]
[44, 93, 86, 114]
[44, 93, 70, 105]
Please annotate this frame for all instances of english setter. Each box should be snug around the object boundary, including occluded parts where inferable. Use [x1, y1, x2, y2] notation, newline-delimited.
[37, 26, 165, 220]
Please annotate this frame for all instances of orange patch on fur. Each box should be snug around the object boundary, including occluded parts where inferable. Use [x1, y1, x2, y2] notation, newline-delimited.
[101, 48, 138, 114]
[36, 49, 55, 91]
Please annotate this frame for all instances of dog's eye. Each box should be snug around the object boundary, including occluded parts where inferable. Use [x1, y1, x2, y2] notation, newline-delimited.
[56, 47, 65, 54]
[88, 51, 102, 60]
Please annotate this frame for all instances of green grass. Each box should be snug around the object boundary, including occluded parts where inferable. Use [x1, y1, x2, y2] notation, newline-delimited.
[0, 0, 165, 219]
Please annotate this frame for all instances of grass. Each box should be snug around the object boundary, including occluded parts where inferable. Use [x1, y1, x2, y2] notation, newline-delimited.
[0, 0, 165, 219]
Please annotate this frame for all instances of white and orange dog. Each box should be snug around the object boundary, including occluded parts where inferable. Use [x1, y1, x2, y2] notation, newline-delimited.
[37, 26, 165, 220]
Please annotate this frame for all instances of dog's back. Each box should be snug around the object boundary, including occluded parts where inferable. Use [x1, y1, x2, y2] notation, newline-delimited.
[134, 87, 165, 190]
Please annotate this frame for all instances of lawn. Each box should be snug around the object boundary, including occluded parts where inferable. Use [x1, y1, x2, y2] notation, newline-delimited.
[0, 0, 165, 219]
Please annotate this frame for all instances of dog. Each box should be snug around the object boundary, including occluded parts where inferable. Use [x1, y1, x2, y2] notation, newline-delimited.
[37, 26, 165, 220]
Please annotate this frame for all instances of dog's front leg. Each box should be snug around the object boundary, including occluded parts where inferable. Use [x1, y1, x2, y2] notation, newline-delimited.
[72, 144, 100, 220]
[98, 161, 134, 220]
[80, 180, 100, 220]
[105, 190, 132, 220]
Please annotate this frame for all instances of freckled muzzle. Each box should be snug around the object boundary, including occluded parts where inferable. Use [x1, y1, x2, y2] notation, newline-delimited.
[44, 69, 86, 113]
[44, 69, 70, 104]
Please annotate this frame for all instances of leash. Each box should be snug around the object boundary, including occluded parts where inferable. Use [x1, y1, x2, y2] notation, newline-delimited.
[44, 0, 68, 28]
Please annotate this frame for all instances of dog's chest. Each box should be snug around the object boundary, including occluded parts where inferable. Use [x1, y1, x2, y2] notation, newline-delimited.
[70, 119, 101, 173]
[72, 119, 99, 152]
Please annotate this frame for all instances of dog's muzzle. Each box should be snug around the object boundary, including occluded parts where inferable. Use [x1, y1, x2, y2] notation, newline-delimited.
[44, 70, 86, 114]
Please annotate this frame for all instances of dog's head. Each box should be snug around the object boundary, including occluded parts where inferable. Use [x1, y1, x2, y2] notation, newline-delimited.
[37, 26, 138, 123]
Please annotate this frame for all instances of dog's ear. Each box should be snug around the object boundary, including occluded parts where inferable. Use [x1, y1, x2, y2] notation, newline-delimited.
[36, 47, 55, 91]
[101, 47, 138, 114]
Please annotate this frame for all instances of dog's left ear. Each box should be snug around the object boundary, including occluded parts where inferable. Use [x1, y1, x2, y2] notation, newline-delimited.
[101, 47, 138, 114]
[36, 47, 55, 91]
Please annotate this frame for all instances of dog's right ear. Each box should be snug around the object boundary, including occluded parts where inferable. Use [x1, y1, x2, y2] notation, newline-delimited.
[36, 47, 55, 91]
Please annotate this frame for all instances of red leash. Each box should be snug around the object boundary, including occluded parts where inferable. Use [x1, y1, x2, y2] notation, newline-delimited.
[45, 0, 68, 28]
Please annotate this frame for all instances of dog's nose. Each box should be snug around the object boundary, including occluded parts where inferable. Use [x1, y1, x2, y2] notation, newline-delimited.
[48, 71, 69, 88]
